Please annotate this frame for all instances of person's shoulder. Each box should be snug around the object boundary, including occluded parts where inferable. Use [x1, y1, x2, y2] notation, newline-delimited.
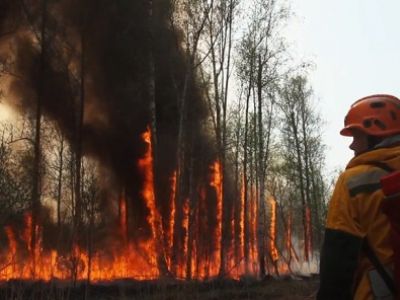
[337, 164, 369, 184]
[343, 164, 375, 177]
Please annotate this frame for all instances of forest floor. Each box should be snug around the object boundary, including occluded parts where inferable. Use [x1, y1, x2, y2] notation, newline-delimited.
[0, 275, 319, 300]
[129, 276, 320, 300]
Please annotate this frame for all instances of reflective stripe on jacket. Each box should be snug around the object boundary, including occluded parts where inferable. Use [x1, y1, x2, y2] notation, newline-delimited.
[318, 144, 400, 300]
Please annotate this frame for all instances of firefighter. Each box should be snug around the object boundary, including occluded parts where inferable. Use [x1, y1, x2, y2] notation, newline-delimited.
[317, 94, 400, 300]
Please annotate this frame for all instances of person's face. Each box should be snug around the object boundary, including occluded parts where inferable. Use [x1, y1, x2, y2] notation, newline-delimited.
[349, 129, 369, 156]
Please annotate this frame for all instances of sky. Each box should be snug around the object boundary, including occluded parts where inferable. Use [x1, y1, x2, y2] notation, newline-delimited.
[287, 0, 400, 174]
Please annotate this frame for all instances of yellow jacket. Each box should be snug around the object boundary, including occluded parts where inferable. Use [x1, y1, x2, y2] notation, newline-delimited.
[318, 143, 400, 299]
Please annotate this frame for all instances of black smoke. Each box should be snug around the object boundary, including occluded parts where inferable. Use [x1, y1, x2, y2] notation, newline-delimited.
[0, 0, 216, 234]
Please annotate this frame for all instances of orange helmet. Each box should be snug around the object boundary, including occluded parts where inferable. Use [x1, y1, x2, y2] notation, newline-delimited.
[340, 94, 400, 137]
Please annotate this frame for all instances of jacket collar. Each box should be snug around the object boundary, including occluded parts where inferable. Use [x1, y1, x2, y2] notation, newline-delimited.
[346, 136, 400, 170]
[374, 134, 400, 149]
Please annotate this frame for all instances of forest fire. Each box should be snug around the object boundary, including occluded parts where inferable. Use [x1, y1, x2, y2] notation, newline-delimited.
[239, 174, 246, 274]
[137, 127, 163, 273]
[0, 0, 328, 292]
[0, 128, 160, 281]
[250, 187, 259, 274]
[0, 127, 278, 282]
[2, 213, 160, 281]
[167, 171, 177, 270]
[269, 197, 279, 262]
[180, 198, 190, 278]
[210, 161, 223, 275]
[119, 194, 127, 241]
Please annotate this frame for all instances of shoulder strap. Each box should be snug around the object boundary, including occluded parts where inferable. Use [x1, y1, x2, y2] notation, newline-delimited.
[362, 239, 397, 295]
[360, 162, 397, 295]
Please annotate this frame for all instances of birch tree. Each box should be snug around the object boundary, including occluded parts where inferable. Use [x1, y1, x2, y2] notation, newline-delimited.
[202, 0, 239, 277]
[279, 75, 326, 261]
[235, 0, 288, 276]
[169, 0, 214, 277]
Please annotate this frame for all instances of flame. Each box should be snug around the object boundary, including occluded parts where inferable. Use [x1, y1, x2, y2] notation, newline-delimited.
[228, 205, 236, 278]
[250, 186, 258, 274]
[197, 186, 208, 279]
[138, 127, 161, 243]
[269, 197, 279, 262]
[181, 198, 190, 278]
[4, 226, 17, 278]
[210, 161, 223, 274]
[119, 194, 127, 241]
[0, 126, 307, 282]
[192, 192, 200, 278]
[1, 207, 159, 280]
[239, 173, 245, 273]
[5, 226, 16, 257]
[137, 126, 164, 274]
[167, 171, 177, 270]
[22, 213, 32, 254]
[191, 238, 197, 278]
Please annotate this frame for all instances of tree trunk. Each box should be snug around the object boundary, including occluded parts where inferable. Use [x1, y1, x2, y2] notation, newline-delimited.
[186, 154, 196, 279]
[242, 54, 254, 273]
[31, 0, 48, 278]
[290, 111, 309, 262]
[208, 13, 226, 276]
[74, 11, 86, 242]
[172, 67, 189, 275]
[234, 122, 241, 268]
[256, 55, 267, 278]
[148, 0, 169, 278]
[56, 133, 64, 231]
[300, 97, 313, 260]
[172, 3, 206, 273]
[243, 98, 250, 273]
